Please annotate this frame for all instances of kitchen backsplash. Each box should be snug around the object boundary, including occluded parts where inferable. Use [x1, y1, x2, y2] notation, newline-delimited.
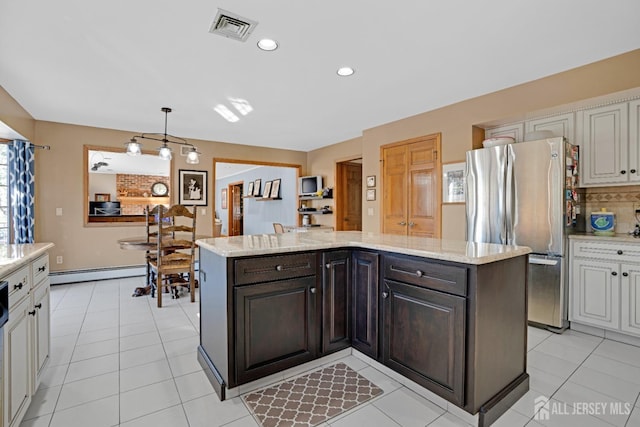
[584, 185, 640, 233]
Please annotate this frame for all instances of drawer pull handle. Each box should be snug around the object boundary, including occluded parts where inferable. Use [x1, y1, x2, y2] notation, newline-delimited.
[325, 263, 331, 269]
[623, 272, 629, 277]
[276, 265, 283, 271]
[28, 310, 36, 316]
[38, 265, 46, 272]
[14, 282, 23, 290]
[35, 303, 42, 309]
[617, 250, 623, 255]
[382, 291, 389, 299]
[415, 270, 424, 277]
[612, 271, 618, 276]
[310, 287, 316, 294]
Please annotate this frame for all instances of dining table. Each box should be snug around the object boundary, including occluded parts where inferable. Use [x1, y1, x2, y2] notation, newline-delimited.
[117, 235, 211, 251]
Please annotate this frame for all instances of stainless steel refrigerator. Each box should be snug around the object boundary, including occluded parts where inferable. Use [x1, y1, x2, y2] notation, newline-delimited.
[465, 137, 583, 330]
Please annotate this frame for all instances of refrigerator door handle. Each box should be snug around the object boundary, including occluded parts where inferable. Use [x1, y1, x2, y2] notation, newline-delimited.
[529, 257, 559, 266]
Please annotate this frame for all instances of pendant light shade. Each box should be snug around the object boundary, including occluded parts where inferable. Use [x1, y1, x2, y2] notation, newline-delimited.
[125, 138, 142, 156]
[158, 144, 172, 160]
[186, 147, 200, 164]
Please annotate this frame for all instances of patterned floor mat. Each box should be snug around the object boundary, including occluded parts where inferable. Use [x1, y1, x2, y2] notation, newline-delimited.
[242, 362, 383, 426]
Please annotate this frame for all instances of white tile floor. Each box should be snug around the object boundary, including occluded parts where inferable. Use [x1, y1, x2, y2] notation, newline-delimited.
[20, 276, 640, 427]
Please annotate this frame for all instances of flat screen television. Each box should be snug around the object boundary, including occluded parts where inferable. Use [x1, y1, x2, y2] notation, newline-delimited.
[299, 175, 323, 197]
[89, 201, 121, 216]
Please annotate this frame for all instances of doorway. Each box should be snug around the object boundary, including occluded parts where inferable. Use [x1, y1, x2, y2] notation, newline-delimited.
[227, 181, 244, 236]
[335, 159, 362, 231]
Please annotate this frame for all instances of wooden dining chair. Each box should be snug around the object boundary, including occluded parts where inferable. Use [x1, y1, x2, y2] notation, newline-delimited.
[273, 223, 285, 234]
[144, 205, 163, 289]
[148, 204, 197, 307]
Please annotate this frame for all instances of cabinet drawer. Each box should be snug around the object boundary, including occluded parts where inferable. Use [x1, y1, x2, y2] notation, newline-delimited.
[32, 254, 50, 286]
[383, 254, 467, 297]
[572, 240, 640, 263]
[6, 265, 30, 308]
[234, 252, 317, 285]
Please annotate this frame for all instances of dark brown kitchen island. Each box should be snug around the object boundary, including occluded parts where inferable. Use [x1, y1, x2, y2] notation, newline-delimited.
[196, 231, 531, 427]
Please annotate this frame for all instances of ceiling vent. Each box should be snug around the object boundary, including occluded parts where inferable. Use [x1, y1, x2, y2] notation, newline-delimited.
[209, 9, 258, 42]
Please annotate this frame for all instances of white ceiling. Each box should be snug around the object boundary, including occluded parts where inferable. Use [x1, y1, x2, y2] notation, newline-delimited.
[1, 1, 639, 152]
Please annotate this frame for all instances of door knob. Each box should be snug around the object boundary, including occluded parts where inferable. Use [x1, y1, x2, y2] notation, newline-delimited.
[408, 222, 415, 227]
[398, 221, 406, 226]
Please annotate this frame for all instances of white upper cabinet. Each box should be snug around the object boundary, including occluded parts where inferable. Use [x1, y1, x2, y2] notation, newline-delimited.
[578, 102, 630, 186]
[525, 113, 575, 143]
[484, 123, 524, 142]
[629, 99, 640, 183]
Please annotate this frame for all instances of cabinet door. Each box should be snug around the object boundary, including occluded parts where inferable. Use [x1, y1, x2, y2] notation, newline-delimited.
[32, 282, 50, 389]
[4, 297, 31, 427]
[620, 263, 640, 336]
[321, 251, 351, 354]
[629, 100, 640, 183]
[382, 279, 465, 406]
[579, 102, 628, 185]
[570, 259, 620, 329]
[525, 113, 575, 143]
[485, 123, 524, 142]
[234, 276, 317, 385]
[351, 251, 379, 358]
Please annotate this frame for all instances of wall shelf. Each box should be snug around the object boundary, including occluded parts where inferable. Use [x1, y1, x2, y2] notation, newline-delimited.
[117, 196, 170, 205]
[243, 196, 281, 200]
[299, 195, 333, 200]
[298, 210, 333, 215]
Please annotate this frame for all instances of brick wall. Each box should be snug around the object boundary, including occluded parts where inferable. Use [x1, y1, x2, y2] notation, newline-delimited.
[116, 174, 169, 215]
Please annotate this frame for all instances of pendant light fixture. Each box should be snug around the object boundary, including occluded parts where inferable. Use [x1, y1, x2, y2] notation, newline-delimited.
[125, 107, 200, 163]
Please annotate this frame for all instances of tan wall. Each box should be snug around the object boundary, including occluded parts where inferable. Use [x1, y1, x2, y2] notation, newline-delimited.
[310, 49, 640, 239]
[0, 86, 35, 141]
[34, 121, 307, 272]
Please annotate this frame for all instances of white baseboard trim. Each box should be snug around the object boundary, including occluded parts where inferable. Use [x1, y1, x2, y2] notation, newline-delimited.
[49, 261, 201, 285]
[49, 265, 146, 285]
[570, 321, 640, 348]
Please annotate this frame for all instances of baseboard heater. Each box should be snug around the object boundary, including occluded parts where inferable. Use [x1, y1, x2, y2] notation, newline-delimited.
[49, 262, 200, 285]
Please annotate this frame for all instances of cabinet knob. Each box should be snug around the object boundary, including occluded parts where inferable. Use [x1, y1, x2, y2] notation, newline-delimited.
[310, 287, 316, 294]
[28, 310, 36, 316]
[612, 271, 618, 276]
[382, 291, 389, 299]
[631, 169, 637, 174]
[14, 282, 23, 290]
[617, 250, 623, 255]
[621, 170, 627, 175]
[415, 270, 424, 278]
[276, 265, 283, 271]
[35, 303, 42, 309]
[325, 263, 331, 269]
[623, 272, 629, 277]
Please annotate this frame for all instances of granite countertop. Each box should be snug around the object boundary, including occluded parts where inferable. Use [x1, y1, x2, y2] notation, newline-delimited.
[197, 231, 531, 265]
[569, 232, 640, 243]
[0, 242, 55, 277]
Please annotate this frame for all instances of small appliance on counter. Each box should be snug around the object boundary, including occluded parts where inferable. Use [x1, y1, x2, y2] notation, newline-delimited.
[590, 208, 615, 235]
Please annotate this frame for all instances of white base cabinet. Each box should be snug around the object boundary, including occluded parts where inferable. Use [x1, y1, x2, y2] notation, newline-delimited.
[570, 239, 640, 337]
[2, 252, 50, 427]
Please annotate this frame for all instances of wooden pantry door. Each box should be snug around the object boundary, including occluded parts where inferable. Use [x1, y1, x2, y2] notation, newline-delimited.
[382, 134, 441, 238]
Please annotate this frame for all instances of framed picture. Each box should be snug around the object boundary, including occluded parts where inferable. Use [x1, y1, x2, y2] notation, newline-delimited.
[247, 181, 254, 196]
[178, 169, 208, 206]
[221, 188, 227, 209]
[366, 189, 376, 201]
[366, 175, 376, 188]
[263, 181, 272, 199]
[270, 179, 281, 198]
[442, 162, 465, 203]
[95, 193, 110, 202]
[253, 179, 261, 196]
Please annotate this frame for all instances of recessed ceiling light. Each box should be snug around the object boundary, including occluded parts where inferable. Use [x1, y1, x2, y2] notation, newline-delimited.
[337, 67, 355, 77]
[257, 39, 278, 51]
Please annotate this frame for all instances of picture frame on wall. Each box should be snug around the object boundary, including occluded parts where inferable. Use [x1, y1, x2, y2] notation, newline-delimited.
[366, 175, 376, 188]
[366, 189, 376, 201]
[247, 181, 254, 196]
[262, 181, 272, 199]
[221, 188, 227, 209]
[253, 179, 261, 196]
[442, 162, 465, 203]
[178, 169, 208, 206]
[270, 179, 281, 198]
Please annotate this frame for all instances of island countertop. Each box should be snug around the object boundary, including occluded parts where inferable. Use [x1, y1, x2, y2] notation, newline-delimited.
[0, 242, 55, 277]
[197, 231, 530, 265]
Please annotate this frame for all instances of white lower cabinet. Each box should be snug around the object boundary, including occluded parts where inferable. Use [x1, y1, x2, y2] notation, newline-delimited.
[2, 252, 50, 427]
[570, 239, 640, 337]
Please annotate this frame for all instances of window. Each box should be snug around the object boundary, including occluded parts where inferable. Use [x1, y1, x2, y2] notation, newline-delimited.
[0, 143, 9, 243]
